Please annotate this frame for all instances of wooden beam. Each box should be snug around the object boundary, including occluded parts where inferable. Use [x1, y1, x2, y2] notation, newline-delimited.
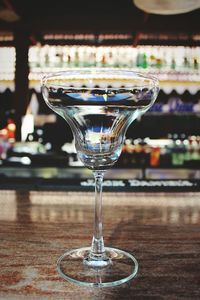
[14, 29, 29, 141]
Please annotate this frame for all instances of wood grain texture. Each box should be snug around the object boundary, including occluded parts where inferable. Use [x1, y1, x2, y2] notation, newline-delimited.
[0, 190, 200, 299]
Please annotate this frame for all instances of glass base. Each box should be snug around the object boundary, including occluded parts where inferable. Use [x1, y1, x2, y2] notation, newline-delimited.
[57, 247, 138, 287]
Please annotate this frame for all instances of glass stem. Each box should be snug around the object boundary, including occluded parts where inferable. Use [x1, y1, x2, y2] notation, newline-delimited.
[90, 170, 105, 257]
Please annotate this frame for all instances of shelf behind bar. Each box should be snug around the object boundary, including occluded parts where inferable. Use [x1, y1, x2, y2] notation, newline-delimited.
[0, 167, 199, 192]
[0, 176, 199, 192]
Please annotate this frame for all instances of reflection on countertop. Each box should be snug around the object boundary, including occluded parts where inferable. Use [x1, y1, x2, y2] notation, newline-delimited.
[0, 190, 200, 299]
[1, 191, 200, 225]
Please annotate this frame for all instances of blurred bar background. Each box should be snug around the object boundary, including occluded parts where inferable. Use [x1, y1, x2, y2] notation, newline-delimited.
[0, 0, 200, 190]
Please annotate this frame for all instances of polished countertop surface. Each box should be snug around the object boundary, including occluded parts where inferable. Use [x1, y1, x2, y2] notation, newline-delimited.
[0, 190, 200, 299]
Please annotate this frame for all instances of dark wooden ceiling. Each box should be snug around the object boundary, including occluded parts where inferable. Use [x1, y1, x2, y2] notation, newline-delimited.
[0, 0, 199, 45]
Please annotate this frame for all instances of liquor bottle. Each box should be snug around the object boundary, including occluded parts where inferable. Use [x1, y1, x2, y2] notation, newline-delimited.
[150, 146, 161, 167]
[171, 56, 176, 70]
[193, 57, 199, 70]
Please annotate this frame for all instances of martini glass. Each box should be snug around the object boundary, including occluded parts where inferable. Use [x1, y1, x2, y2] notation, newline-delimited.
[42, 69, 159, 287]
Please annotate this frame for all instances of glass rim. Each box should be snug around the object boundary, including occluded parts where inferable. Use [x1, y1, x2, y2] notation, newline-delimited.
[41, 68, 159, 90]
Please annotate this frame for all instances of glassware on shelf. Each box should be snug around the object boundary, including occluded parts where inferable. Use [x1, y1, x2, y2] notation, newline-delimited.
[42, 68, 159, 287]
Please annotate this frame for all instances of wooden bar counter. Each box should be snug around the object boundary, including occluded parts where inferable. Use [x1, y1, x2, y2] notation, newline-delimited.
[0, 190, 200, 299]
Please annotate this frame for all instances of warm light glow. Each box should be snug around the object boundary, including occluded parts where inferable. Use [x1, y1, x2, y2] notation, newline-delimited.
[134, 0, 200, 15]
[0, 128, 8, 136]
[7, 123, 16, 131]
